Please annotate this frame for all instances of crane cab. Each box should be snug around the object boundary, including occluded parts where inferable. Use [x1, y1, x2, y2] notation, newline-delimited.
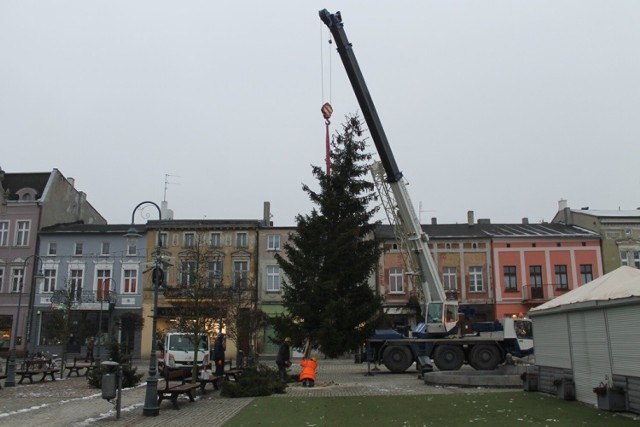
[425, 301, 459, 337]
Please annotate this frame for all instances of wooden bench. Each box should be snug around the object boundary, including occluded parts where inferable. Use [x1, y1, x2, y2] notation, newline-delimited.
[157, 368, 200, 409]
[197, 370, 222, 394]
[224, 368, 243, 382]
[65, 357, 95, 377]
[16, 359, 60, 384]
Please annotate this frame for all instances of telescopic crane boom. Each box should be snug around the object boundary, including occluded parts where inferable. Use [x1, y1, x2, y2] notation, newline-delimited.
[320, 9, 458, 336]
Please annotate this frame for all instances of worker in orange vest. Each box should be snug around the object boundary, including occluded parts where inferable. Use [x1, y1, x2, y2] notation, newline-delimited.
[299, 355, 318, 387]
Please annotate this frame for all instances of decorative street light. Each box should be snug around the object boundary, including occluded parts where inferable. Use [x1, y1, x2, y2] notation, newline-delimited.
[124, 201, 163, 417]
[5, 254, 44, 387]
[95, 278, 117, 365]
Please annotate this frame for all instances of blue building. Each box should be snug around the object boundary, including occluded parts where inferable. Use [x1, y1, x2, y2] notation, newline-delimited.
[33, 223, 146, 359]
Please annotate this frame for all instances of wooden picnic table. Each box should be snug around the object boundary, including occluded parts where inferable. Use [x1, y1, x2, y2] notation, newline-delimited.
[65, 357, 95, 377]
[16, 359, 60, 384]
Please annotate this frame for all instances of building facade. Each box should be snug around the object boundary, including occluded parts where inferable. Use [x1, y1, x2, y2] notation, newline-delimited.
[0, 168, 105, 356]
[553, 200, 640, 274]
[375, 212, 602, 329]
[33, 223, 145, 359]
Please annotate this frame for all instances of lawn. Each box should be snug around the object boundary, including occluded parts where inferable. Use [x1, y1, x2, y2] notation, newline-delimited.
[225, 392, 638, 427]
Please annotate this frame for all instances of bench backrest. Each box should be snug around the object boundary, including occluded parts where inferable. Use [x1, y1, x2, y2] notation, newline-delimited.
[164, 368, 190, 382]
[26, 359, 51, 370]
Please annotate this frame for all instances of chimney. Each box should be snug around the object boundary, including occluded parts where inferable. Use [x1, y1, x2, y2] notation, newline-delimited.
[522, 217, 529, 224]
[431, 217, 437, 225]
[558, 198, 567, 211]
[467, 210, 474, 226]
[263, 201, 272, 226]
[161, 200, 174, 220]
[68, 177, 75, 187]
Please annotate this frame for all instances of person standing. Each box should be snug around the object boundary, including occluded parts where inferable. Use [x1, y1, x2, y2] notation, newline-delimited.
[213, 333, 226, 377]
[85, 336, 95, 363]
[276, 337, 292, 384]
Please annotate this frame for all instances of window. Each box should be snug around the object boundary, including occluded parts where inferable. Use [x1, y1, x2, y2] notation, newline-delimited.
[469, 266, 483, 292]
[210, 233, 221, 248]
[233, 260, 249, 286]
[16, 220, 30, 246]
[236, 232, 248, 248]
[159, 232, 168, 248]
[69, 268, 83, 300]
[389, 267, 404, 293]
[0, 221, 8, 246]
[123, 269, 137, 293]
[267, 235, 281, 251]
[11, 268, 24, 293]
[580, 264, 593, 285]
[96, 269, 112, 301]
[74, 243, 83, 256]
[180, 261, 197, 287]
[267, 265, 280, 291]
[634, 251, 640, 269]
[48, 242, 57, 256]
[207, 259, 223, 287]
[127, 243, 137, 256]
[504, 266, 517, 291]
[43, 268, 56, 293]
[529, 265, 543, 287]
[443, 267, 457, 291]
[184, 233, 195, 248]
[555, 265, 568, 290]
[620, 250, 629, 266]
[101, 242, 110, 256]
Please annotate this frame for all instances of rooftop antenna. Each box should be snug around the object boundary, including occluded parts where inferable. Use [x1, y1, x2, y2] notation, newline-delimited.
[163, 174, 180, 202]
[418, 201, 435, 224]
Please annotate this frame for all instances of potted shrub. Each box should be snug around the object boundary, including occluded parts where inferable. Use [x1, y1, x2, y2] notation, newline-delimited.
[553, 377, 575, 401]
[593, 382, 626, 411]
[520, 371, 538, 392]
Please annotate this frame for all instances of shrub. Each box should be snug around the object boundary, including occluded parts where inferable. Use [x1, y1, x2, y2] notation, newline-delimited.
[221, 364, 287, 397]
[86, 337, 143, 389]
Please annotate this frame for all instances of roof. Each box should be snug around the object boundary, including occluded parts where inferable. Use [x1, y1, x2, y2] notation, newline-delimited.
[530, 266, 640, 313]
[569, 209, 640, 218]
[375, 223, 599, 240]
[40, 223, 136, 234]
[1, 172, 51, 200]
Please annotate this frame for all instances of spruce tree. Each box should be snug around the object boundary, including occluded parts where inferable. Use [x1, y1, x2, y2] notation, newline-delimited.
[274, 114, 382, 358]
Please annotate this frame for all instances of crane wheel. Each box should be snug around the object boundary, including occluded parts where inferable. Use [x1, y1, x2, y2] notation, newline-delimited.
[468, 344, 501, 371]
[382, 346, 413, 373]
[432, 345, 464, 371]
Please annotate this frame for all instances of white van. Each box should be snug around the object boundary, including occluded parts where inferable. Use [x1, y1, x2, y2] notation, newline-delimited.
[162, 333, 210, 370]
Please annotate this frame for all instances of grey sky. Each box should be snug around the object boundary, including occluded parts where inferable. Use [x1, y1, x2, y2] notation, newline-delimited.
[2, 1, 639, 226]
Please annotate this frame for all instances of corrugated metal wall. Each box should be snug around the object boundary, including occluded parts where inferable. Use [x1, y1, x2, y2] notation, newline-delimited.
[532, 314, 571, 368]
[569, 310, 611, 405]
[607, 306, 640, 377]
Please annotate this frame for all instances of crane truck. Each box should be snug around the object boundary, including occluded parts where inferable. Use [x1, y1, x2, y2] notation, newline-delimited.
[319, 9, 533, 373]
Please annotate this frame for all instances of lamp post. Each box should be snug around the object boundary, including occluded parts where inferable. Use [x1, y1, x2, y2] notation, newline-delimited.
[125, 201, 162, 417]
[5, 254, 43, 387]
[95, 278, 117, 365]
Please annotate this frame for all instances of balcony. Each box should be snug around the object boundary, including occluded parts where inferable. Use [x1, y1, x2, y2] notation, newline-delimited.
[522, 284, 551, 303]
[49, 289, 117, 310]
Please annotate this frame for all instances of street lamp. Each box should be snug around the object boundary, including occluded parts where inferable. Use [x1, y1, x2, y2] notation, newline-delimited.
[5, 254, 44, 387]
[124, 201, 162, 417]
[95, 278, 117, 365]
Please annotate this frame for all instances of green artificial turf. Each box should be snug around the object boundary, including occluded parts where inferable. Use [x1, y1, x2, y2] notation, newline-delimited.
[225, 392, 638, 427]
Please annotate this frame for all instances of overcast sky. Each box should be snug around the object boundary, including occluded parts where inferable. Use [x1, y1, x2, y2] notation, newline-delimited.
[2, 1, 639, 226]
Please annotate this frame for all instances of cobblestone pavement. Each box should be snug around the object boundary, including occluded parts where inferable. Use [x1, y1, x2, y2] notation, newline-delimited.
[0, 359, 516, 427]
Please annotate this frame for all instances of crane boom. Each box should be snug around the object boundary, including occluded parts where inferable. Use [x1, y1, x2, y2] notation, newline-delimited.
[320, 9, 458, 336]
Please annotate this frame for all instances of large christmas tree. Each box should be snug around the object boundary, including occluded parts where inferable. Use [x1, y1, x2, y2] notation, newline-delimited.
[274, 114, 382, 358]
